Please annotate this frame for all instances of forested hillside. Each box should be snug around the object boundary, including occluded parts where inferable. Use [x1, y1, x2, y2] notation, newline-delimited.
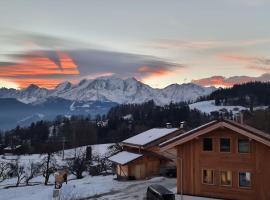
[244, 108, 270, 133]
[209, 82, 270, 110]
[0, 101, 211, 154]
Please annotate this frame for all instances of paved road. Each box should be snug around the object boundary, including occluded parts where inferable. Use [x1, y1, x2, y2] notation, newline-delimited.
[87, 177, 176, 200]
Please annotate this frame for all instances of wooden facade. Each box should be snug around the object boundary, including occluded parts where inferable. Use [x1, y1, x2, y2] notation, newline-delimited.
[161, 120, 270, 200]
[116, 155, 161, 180]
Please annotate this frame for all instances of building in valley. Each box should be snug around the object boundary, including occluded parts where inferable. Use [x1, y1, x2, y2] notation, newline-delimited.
[160, 119, 270, 200]
[109, 127, 182, 180]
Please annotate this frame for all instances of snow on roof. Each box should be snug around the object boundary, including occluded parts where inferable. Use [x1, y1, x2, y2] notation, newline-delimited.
[108, 151, 143, 165]
[122, 128, 179, 146]
[4, 145, 22, 150]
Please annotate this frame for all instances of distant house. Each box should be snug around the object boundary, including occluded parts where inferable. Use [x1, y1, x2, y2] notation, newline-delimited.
[160, 119, 270, 200]
[109, 127, 182, 180]
[3, 145, 23, 155]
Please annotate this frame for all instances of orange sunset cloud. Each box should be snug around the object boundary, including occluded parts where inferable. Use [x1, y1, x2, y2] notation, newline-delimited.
[0, 52, 79, 88]
[192, 76, 234, 87]
[192, 74, 270, 88]
[137, 65, 172, 76]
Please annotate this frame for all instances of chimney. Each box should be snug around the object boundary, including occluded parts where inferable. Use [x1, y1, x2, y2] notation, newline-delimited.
[235, 113, 244, 124]
[180, 121, 186, 129]
[166, 122, 172, 128]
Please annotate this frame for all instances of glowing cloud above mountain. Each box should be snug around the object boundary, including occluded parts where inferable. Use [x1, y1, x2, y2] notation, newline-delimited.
[0, 51, 79, 88]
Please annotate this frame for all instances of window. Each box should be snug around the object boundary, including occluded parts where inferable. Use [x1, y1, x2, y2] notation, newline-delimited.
[202, 169, 214, 184]
[220, 171, 232, 186]
[220, 138, 231, 152]
[239, 172, 251, 188]
[238, 139, 250, 153]
[203, 138, 213, 151]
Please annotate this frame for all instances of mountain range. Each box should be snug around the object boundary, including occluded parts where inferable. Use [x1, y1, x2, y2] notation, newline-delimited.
[0, 77, 215, 130]
[0, 77, 215, 105]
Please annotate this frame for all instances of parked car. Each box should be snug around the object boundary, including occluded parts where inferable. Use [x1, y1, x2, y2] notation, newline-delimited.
[146, 184, 175, 200]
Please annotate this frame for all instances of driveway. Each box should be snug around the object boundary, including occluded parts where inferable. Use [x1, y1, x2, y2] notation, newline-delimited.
[87, 177, 176, 200]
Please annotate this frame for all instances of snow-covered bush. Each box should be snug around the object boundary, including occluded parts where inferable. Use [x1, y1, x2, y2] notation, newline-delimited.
[0, 161, 10, 183]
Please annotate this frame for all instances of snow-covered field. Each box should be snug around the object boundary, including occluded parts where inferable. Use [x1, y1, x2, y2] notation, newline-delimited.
[0, 175, 219, 200]
[0, 174, 133, 200]
[0, 144, 114, 198]
[1, 143, 112, 164]
[0, 144, 220, 200]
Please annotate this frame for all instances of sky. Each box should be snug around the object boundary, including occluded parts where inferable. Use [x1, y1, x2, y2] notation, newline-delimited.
[0, 0, 270, 89]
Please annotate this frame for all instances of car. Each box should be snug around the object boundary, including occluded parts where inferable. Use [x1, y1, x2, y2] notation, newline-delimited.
[146, 184, 175, 200]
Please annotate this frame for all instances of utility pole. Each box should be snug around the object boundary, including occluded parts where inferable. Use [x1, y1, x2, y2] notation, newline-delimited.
[62, 137, 66, 160]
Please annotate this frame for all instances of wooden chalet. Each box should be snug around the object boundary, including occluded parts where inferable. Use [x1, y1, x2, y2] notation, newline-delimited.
[109, 127, 182, 180]
[160, 119, 270, 200]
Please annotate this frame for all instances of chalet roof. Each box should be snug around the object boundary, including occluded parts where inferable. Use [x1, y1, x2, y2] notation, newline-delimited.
[4, 145, 22, 151]
[108, 151, 143, 165]
[122, 128, 179, 147]
[160, 119, 270, 150]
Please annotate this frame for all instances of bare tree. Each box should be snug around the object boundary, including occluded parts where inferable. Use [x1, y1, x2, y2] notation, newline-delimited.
[67, 149, 88, 179]
[41, 153, 57, 185]
[9, 159, 25, 187]
[107, 144, 122, 157]
[25, 160, 40, 185]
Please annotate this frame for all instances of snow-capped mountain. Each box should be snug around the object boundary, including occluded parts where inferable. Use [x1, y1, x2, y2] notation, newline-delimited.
[0, 84, 50, 104]
[0, 77, 215, 105]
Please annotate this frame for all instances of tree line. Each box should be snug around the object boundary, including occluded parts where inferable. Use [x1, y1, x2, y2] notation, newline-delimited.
[207, 82, 270, 111]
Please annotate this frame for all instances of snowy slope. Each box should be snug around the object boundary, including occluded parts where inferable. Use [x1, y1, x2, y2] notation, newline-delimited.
[0, 77, 215, 105]
[189, 100, 247, 114]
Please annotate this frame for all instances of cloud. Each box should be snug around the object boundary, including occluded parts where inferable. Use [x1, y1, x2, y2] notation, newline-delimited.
[192, 73, 270, 87]
[218, 53, 270, 72]
[148, 39, 270, 51]
[227, 0, 269, 6]
[0, 49, 181, 88]
[0, 29, 91, 51]
[0, 51, 79, 77]
[0, 30, 184, 89]
[64, 49, 182, 80]
[137, 65, 172, 76]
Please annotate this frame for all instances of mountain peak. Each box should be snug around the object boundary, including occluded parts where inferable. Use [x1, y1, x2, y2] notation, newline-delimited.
[24, 84, 40, 91]
[55, 81, 72, 91]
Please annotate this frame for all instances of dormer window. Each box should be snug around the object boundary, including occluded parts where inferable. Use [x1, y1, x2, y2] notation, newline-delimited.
[203, 138, 213, 151]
